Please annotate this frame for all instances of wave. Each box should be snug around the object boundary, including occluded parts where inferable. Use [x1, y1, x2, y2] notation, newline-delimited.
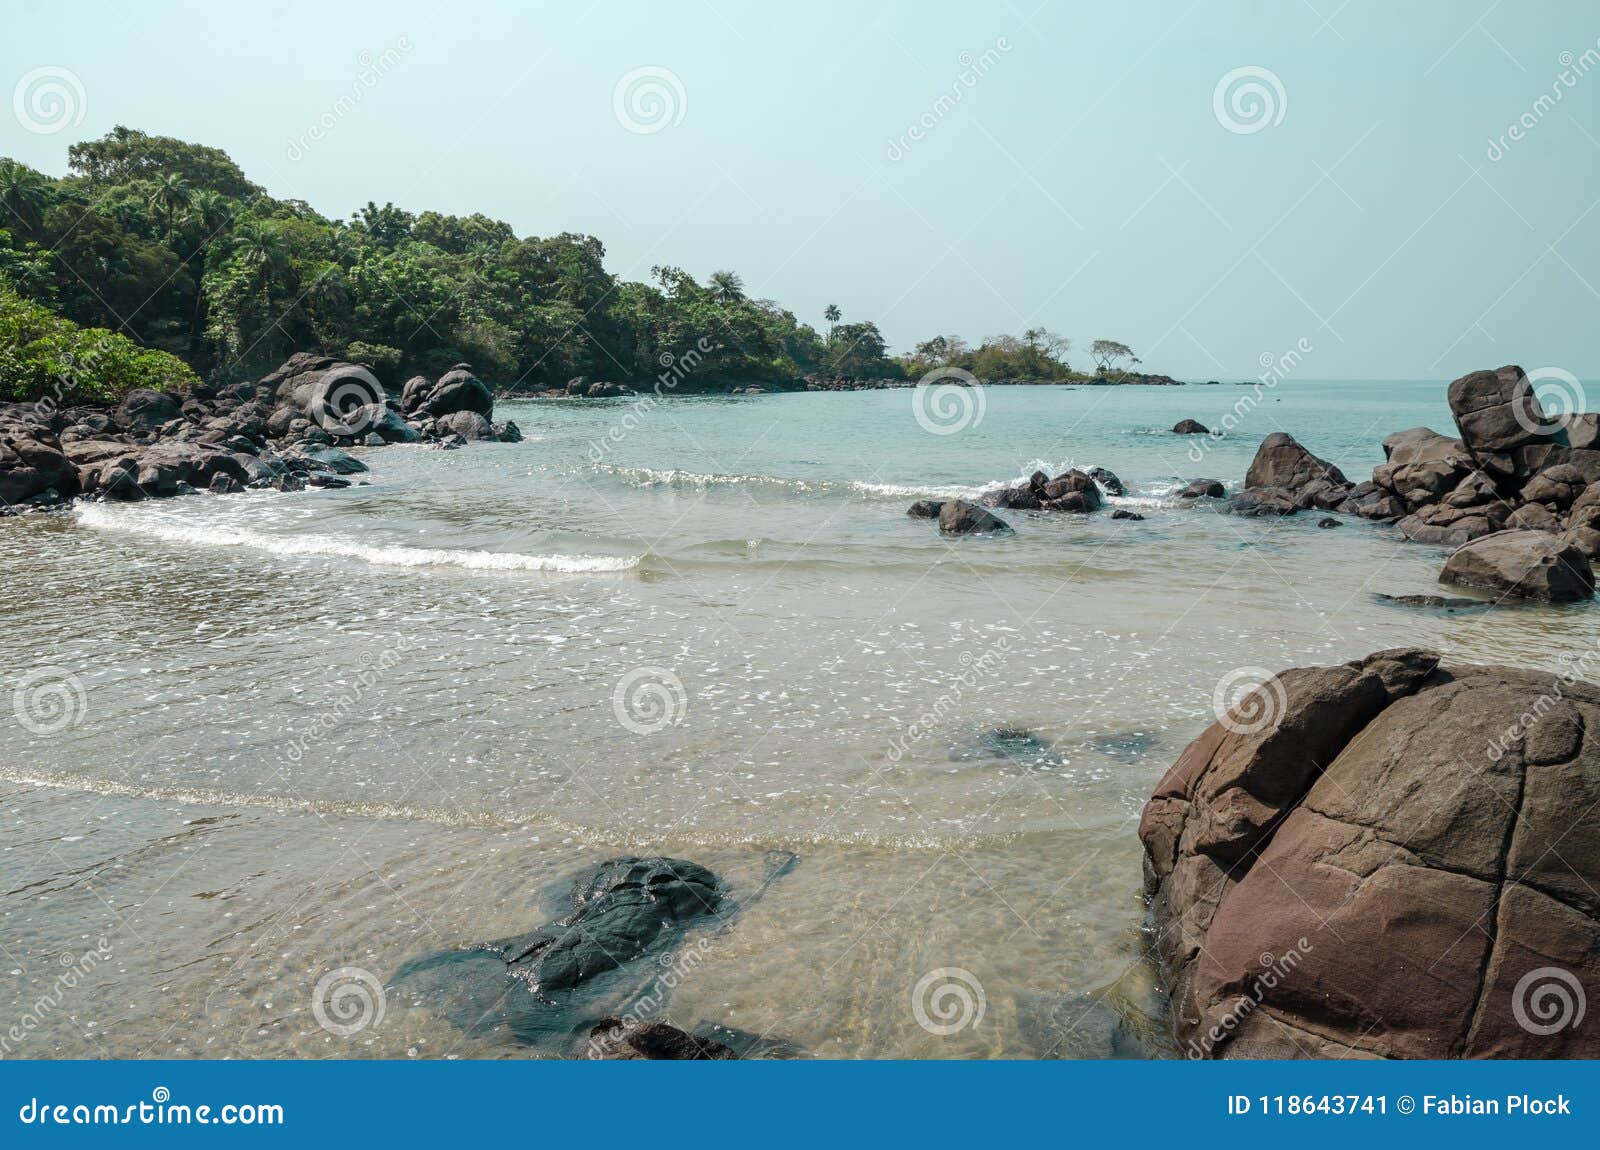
[594, 460, 1098, 502]
[75, 504, 640, 574]
[2, 767, 1033, 852]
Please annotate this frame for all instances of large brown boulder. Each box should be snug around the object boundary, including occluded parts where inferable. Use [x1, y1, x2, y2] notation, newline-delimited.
[1381, 427, 1467, 466]
[1242, 432, 1351, 509]
[1446, 365, 1564, 483]
[0, 420, 80, 506]
[1440, 529, 1595, 603]
[1141, 649, 1600, 1059]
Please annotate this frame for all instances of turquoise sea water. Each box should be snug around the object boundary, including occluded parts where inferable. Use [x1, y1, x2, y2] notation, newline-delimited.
[2, 380, 1591, 1059]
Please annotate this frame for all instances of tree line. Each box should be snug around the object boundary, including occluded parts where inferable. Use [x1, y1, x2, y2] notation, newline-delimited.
[1, 127, 1141, 402]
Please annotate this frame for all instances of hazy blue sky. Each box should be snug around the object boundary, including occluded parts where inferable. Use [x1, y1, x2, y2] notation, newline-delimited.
[7, 0, 1600, 379]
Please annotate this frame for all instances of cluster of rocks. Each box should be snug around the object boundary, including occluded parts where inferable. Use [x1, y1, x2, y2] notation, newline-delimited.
[1340, 368, 1600, 563]
[1141, 648, 1599, 1058]
[907, 466, 1136, 535]
[0, 354, 519, 512]
[804, 375, 913, 391]
[1215, 365, 1599, 601]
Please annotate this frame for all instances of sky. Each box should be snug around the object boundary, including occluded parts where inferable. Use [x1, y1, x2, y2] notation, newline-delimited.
[5, 0, 1600, 380]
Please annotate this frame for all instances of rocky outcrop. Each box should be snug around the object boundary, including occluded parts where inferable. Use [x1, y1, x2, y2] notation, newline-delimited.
[938, 500, 1012, 535]
[1439, 530, 1595, 603]
[1, 355, 521, 515]
[1173, 419, 1209, 435]
[1230, 432, 1352, 514]
[984, 468, 1106, 513]
[405, 365, 495, 419]
[1336, 368, 1600, 577]
[1141, 649, 1600, 1059]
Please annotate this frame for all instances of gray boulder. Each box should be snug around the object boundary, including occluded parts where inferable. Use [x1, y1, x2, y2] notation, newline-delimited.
[434, 410, 496, 441]
[1440, 529, 1594, 602]
[114, 389, 183, 433]
[415, 368, 495, 419]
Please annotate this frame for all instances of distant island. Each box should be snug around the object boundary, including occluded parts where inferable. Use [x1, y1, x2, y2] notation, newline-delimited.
[2, 128, 1174, 408]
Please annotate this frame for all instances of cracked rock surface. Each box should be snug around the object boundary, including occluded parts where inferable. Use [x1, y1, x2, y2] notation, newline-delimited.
[1140, 648, 1600, 1058]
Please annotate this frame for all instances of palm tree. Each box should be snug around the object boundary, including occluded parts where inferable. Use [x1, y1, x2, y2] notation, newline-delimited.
[0, 159, 52, 234]
[183, 190, 233, 348]
[708, 269, 746, 304]
[232, 218, 289, 292]
[823, 303, 840, 344]
[150, 172, 192, 243]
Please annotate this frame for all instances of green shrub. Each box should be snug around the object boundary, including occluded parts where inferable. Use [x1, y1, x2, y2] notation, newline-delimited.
[0, 279, 198, 404]
[342, 340, 403, 380]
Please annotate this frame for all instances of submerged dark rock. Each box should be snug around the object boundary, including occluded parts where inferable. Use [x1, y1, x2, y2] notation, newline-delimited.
[1172, 419, 1208, 435]
[1374, 592, 1487, 611]
[394, 857, 723, 1047]
[938, 499, 1012, 535]
[950, 727, 1058, 768]
[586, 1017, 737, 1060]
[395, 852, 797, 1052]
[906, 499, 945, 519]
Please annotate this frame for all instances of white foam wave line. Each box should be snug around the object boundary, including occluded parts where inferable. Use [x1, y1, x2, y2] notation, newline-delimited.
[3, 769, 1017, 851]
[75, 505, 639, 574]
[597, 463, 1079, 502]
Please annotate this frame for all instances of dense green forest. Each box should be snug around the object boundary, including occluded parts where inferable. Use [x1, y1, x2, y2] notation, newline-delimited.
[1, 127, 1100, 402]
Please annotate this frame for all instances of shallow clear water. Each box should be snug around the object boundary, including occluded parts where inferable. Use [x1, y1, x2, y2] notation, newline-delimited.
[3, 381, 1593, 1059]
